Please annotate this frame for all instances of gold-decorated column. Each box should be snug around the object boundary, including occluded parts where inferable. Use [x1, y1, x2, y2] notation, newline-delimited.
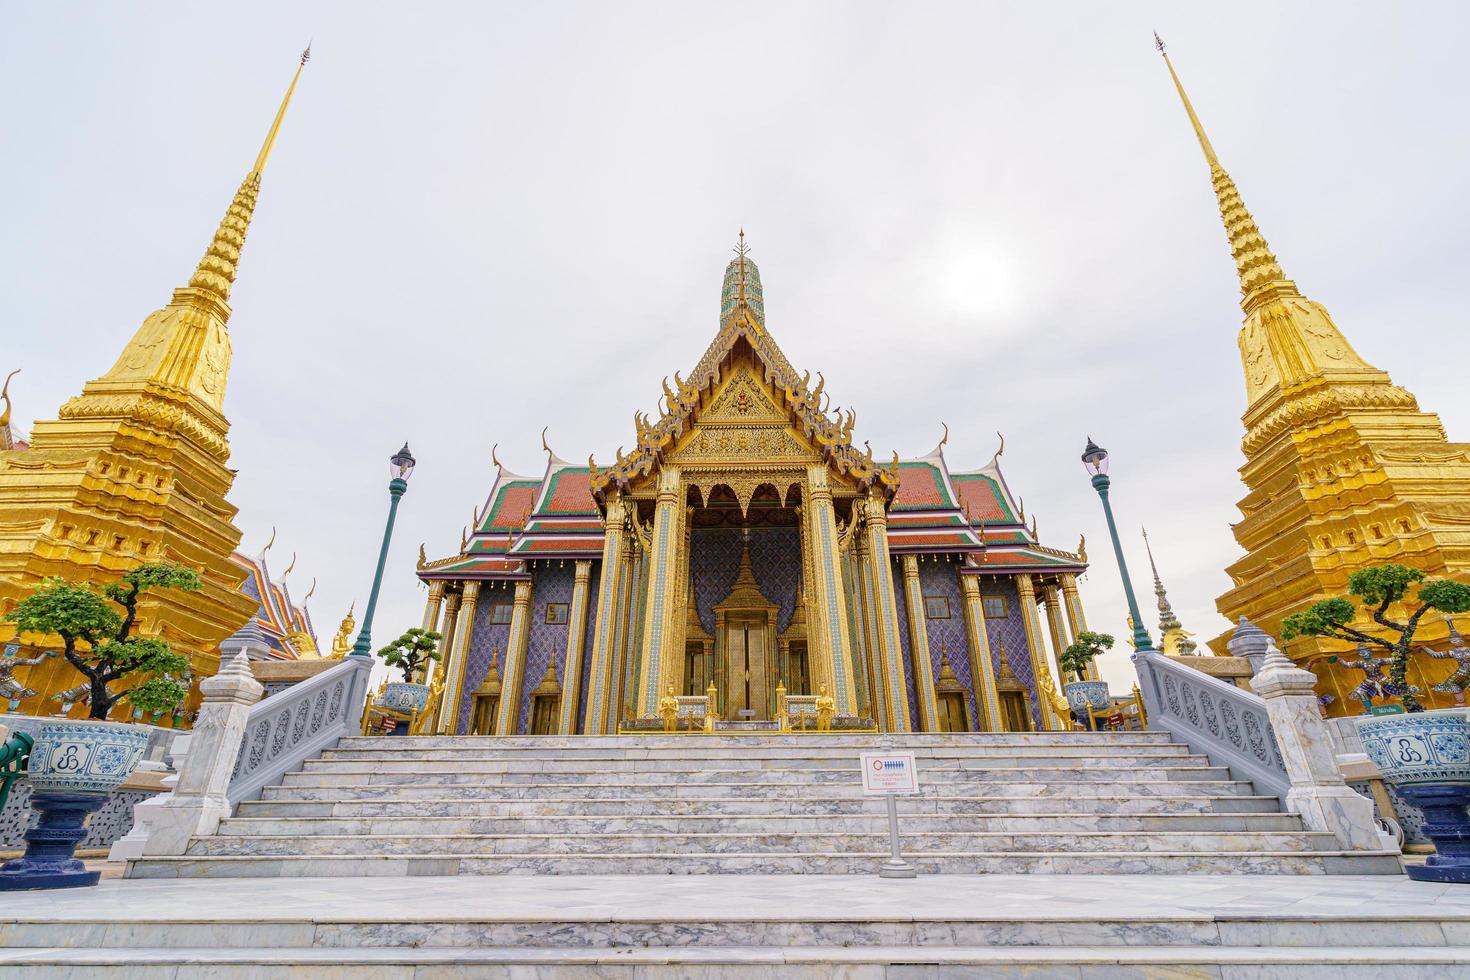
[1016, 574, 1059, 731]
[1042, 584, 1070, 682]
[861, 489, 911, 731]
[417, 581, 446, 728]
[440, 582, 479, 734]
[959, 572, 1002, 732]
[584, 495, 629, 734]
[804, 465, 858, 716]
[495, 577, 535, 735]
[558, 560, 594, 735]
[1059, 573, 1099, 680]
[900, 554, 940, 731]
[636, 466, 684, 718]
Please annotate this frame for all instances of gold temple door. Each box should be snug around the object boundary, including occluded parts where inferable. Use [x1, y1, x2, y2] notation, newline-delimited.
[723, 613, 773, 720]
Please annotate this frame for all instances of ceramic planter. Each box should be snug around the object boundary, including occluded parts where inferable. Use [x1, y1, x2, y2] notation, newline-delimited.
[1357, 708, 1470, 883]
[382, 681, 432, 714]
[26, 720, 150, 795]
[1063, 681, 1112, 715]
[1357, 708, 1470, 786]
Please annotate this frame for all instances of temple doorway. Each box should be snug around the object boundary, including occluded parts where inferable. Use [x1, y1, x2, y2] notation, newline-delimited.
[684, 482, 808, 722]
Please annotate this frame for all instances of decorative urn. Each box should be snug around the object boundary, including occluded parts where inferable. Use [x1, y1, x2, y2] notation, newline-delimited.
[1357, 707, 1470, 883]
[0, 719, 150, 891]
[382, 681, 432, 714]
[1063, 680, 1112, 715]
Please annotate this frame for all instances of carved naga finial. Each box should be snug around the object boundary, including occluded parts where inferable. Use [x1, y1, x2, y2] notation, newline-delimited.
[989, 431, 1005, 467]
[0, 368, 18, 429]
[929, 421, 949, 458]
[491, 442, 503, 470]
[303, 577, 317, 603]
[261, 526, 277, 556]
[418, 543, 428, 568]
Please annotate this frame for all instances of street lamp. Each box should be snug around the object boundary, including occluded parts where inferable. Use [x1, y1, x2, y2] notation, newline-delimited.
[351, 443, 417, 657]
[1081, 438, 1156, 654]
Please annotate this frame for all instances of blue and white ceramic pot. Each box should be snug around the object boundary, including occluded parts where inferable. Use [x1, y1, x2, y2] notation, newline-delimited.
[1357, 708, 1470, 786]
[1063, 681, 1112, 714]
[382, 682, 432, 714]
[27, 720, 150, 796]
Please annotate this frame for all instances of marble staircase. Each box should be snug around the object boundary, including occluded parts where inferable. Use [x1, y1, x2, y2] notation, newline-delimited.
[125, 732, 1401, 878]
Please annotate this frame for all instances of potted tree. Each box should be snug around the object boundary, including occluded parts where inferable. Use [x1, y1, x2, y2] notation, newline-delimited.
[377, 627, 443, 717]
[1059, 630, 1114, 727]
[0, 563, 197, 889]
[1283, 563, 1470, 882]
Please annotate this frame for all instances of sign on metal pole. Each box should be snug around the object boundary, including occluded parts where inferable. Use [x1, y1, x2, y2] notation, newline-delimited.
[860, 752, 918, 878]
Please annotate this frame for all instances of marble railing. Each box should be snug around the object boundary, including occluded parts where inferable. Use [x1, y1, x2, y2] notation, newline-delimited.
[1133, 648, 1290, 803]
[227, 655, 373, 806]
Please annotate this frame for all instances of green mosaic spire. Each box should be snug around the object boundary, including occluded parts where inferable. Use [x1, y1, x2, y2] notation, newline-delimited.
[720, 232, 765, 327]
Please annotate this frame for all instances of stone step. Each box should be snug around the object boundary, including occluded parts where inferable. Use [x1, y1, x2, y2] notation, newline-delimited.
[216, 811, 1305, 836]
[6, 944, 1464, 977]
[318, 742, 1195, 762]
[295, 753, 1211, 774]
[276, 766, 1238, 789]
[186, 829, 1336, 857]
[245, 793, 1281, 815]
[126, 849, 1406, 877]
[340, 732, 1180, 750]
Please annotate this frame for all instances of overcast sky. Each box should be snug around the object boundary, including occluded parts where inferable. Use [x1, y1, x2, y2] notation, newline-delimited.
[4, 3, 1468, 689]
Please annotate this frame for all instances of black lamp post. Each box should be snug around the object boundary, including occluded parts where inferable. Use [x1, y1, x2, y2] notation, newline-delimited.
[1082, 438, 1156, 654]
[351, 443, 416, 657]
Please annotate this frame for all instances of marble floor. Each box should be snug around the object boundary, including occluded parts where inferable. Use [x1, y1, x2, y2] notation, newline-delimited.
[9, 872, 1470, 924]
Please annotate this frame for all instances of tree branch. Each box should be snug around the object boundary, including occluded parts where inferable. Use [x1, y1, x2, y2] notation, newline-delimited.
[1372, 594, 1406, 634]
[116, 581, 139, 643]
[1323, 623, 1393, 650]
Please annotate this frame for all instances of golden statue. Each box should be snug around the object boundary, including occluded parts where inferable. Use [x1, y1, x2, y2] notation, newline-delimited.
[1036, 673, 1074, 731]
[329, 603, 357, 659]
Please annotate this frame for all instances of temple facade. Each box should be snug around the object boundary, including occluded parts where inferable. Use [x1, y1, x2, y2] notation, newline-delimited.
[418, 249, 1092, 735]
[1160, 41, 1470, 713]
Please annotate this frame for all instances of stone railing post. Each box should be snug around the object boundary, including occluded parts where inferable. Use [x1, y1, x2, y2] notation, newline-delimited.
[141, 626, 266, 856]
[1250, 640, 1384, 851]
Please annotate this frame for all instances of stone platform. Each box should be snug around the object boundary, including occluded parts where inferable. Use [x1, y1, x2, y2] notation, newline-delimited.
[125, 733, 1403, 879]
[1, 873, 1467, 976]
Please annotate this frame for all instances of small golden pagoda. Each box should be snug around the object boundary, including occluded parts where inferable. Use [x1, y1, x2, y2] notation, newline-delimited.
[1158, 38, 1470, 712]
[0, 50, 310, 717]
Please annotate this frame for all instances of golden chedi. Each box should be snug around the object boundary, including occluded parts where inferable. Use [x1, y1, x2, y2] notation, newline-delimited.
[0, 50, 310, 717]
[1158, 37, 1470, 713]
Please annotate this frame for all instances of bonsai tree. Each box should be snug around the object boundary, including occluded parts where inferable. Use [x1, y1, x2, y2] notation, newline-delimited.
[1282, 563, 1470, 713]
[3, 563, 199, 720]
[1059, 630, 1114, 682]
[377, 628, 443, 683]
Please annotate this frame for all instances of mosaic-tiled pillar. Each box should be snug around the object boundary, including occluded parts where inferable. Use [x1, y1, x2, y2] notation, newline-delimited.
[1060, 573, 1099, 681]
[441, 582, 479, 734]
[584, 496, 629, 734]
[636, 466, 683, 718]
[805, 465, 857, 716]
[843, 548, 872, 720]
[862, 489, 911, 732]
[616, 539, 644, 726]
[856, 535, 888, 730]
[959, 572, 1002, 732]
[1015, 574, 1059, 731]
[1042, 584, 1070, 683]
[558, 560, 594, 735]
[418, 582, 448, 731]
[495, 577, 534, 735]
[900, 555, 941, 732]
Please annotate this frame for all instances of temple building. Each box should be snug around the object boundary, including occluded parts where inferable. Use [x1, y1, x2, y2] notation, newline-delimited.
[1160, 40, 1470, 712]
[418, 246, 1092, 735]
[0, 51, 310, 719]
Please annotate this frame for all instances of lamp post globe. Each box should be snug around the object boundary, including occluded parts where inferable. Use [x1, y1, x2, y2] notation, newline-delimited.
[1080, 438, 1155, 654]
[352, 443, 417, 657]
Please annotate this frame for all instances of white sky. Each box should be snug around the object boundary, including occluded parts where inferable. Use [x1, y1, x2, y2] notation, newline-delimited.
[4, 2, 1468, 690]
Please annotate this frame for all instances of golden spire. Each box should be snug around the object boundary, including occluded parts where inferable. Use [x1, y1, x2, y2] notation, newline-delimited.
[187, 45, 310, 304]
[1155, 33, 1284, 309]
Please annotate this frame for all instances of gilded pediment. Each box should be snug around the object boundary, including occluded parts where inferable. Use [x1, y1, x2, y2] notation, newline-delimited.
[701, 369, 787, 424]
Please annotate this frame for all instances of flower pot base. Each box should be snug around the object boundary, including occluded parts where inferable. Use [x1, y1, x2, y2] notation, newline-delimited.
[0, 792, 106, 891]
[1397, 783, 1470, 884]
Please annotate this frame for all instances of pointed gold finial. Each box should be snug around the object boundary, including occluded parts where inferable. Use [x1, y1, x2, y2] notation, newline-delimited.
[491, 442, 502, 470]
[1155, 32, 1216, 166]
[261, 526, 277, 555]
[0, 369, 18, 452]
[1154, 35, 1287, 309]
[302, 577, 317, 603]
[188, 47, 309, 304]
[929, 422, 949, 457]
[280, 551, 297, 578]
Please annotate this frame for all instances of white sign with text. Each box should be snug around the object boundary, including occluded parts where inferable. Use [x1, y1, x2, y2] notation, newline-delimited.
[860, 752, 919, 795]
